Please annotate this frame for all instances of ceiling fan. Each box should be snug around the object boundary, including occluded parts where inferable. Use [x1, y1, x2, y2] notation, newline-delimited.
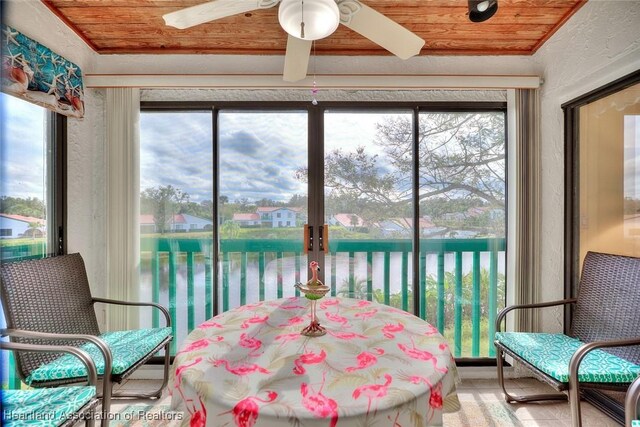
[163, 0, 425, 82]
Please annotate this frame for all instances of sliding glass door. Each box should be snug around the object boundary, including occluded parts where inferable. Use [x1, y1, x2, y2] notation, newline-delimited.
[139, 110, 214, 351]
[140, 102, 506, 360]
[418, 112, 506, 358]
[324, 110, 414, 310]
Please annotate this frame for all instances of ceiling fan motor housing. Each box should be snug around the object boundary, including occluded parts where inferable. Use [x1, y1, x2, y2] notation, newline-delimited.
[279, 0, 341, 41]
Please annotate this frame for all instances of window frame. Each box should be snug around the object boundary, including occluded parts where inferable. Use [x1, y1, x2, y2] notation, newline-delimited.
[562, 69, 640, 421]
[0, 96, 66, 259]
[52, 112, 67, 256]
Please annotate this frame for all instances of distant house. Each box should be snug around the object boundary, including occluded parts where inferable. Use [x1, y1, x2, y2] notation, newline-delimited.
[329, 213, 366, 231]
[140, 213, 213, 233]
[232, 213, 260, 227]
[0, 213, 46, 239]
[255, 207, 300, 228]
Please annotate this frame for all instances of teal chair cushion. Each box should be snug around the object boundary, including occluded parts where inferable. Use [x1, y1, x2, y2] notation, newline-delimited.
[2, 386, 95, 427]
[631, 421, 640, 427]
[26, 327, 171, 383]
[495, 332, 640, 383]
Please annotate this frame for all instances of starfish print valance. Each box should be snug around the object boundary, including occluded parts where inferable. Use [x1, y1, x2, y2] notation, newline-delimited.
[2, 25, 84, 118]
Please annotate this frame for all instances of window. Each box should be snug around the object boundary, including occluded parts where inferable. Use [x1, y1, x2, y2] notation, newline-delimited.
[140, 102, 506, 360]
[139, 110, 213, 350]
[0, 93, 65, 390]
[418, 111, 506, 358]
[565, 72, 640, 287]
[0, 93, 65, 262]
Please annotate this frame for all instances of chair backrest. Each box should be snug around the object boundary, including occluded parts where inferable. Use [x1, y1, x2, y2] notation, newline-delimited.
[571, 251, 640, 364]
[0, 253, 100, 379]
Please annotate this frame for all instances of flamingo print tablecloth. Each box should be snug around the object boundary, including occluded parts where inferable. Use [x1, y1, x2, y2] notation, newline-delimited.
[170, 297, 460, 426]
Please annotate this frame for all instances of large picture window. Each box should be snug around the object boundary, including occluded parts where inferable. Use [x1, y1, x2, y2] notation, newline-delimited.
[140, 102, 506, 360]
[0, 92, 65, 261]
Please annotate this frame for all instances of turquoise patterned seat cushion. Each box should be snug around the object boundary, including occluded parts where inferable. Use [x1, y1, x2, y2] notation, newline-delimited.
[26, 327, 171, 383]
[495, 332, 640, 383]
[2, 386, 95, 427]
[631, 420, 639, 427]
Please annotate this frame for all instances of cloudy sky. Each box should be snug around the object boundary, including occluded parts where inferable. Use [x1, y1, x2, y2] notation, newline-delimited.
[140, 110, 404, 203]
[1, 93, 47, 199]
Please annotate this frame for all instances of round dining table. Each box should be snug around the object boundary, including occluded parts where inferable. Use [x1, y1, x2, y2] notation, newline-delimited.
[169, 297, 460, 426]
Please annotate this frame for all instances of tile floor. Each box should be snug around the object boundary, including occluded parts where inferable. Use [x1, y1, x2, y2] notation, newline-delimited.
[106, 378, 623, 426]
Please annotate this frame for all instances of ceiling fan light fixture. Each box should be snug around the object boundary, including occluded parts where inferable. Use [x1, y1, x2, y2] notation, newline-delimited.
[279, 0, 340, 41]
[468, 0, 498, 23]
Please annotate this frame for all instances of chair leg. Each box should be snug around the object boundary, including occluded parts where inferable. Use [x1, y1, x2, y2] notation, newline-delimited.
[100, 374, 113, 427]
[496, 345, 568, 403]
[112, 342, 172, 400]
[568, 381, 583, 427]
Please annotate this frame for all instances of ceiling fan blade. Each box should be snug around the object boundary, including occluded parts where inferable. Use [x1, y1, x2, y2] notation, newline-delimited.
[163, 0, 278, 30]
[340, 2, 425, 60]
[283, 35, 312, 82]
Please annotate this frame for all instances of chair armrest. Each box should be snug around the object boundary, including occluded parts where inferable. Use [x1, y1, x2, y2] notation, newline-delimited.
[495, 298, 577, 333]
[0, 328, 112, 382]
[568, 337, 640, 386]
[92, 297, 171, 327]
[0, 338, 98, 387]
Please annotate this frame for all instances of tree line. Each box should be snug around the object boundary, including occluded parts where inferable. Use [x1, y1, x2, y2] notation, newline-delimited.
[0, 196, 45, 218]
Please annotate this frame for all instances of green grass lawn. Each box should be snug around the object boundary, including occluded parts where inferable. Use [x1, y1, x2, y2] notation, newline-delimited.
[0, 237, 46, 247]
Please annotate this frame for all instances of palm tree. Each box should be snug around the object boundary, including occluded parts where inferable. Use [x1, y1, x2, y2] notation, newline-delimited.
[337, 276, 370, 300]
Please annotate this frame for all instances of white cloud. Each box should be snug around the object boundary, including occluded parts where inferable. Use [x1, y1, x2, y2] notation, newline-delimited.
[1, 93, 48, 199]
[140, 110, 414, 203]
[140, 112, 214, 201]
[218, 111, 308, 202]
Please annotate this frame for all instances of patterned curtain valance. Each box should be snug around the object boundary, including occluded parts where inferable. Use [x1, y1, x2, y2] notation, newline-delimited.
[2, 25, 84, 118]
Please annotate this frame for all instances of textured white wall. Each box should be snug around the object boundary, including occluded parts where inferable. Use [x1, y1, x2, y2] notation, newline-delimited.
[141, 89, 506, 102]
[532, 0, 640, 333]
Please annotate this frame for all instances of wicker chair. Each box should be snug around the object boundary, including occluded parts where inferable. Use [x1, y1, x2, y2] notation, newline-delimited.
[495, 251, 640, 427]
[0, 253, 173, 426]
[1, 330, 99, 427]
[627, 375, 640, 427]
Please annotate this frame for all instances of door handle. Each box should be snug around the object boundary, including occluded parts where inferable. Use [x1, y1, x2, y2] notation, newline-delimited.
[305, 224, 313, 253]
[319, 224, 328, 253]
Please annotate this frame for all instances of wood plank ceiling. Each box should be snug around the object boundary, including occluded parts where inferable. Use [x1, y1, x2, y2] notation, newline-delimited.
[42, 0, 586, 56]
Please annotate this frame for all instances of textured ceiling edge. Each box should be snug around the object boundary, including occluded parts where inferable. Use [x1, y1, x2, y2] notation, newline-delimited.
[85, 74, 541, 89]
